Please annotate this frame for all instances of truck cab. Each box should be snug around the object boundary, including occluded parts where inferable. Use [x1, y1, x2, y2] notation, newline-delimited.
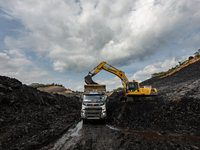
[81, 85, 107, 120]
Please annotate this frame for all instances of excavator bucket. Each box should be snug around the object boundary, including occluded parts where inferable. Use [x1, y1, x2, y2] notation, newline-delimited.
[84, 75, 98, 84]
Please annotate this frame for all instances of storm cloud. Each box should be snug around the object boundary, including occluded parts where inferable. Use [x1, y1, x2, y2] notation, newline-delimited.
[0, 0, 199, 73]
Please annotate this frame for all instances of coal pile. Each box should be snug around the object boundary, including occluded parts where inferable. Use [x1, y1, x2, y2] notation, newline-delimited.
[106, 92, 200, 149]
[107, 92, 200, 134]
[140, 59, 200, 98]
[106, 59, 200, 149]
[0, 75, 81, 150]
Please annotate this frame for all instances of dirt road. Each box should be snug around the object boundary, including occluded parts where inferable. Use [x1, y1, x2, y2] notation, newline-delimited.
[44, 118, 200, 150]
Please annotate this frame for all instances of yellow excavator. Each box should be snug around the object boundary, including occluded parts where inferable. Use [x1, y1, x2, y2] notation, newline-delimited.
[85, 61, 158, 101]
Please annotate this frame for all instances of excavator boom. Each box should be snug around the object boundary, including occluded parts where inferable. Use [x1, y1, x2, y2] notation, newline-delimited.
[84, 61, 129, 90]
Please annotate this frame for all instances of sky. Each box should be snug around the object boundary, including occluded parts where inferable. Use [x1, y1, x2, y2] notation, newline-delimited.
[0, 0, 200, 91]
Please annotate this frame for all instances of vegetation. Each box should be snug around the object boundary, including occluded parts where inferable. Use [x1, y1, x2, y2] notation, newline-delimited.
[188, 56, 194, 61]
[72, 91, 83, 93]
[112, 87, 124, 92]
[151, 71, 166, 77]
[28, 83, 64, 88]
[152, 49, 200, 77]
[194, 49, 200, 57]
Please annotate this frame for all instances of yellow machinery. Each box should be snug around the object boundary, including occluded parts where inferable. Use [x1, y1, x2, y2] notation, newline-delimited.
[85, 61, 158, 101]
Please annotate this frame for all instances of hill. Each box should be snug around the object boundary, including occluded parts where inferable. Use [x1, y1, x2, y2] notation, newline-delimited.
[140, 58, 200, 99]
[37, 86, 73, 94]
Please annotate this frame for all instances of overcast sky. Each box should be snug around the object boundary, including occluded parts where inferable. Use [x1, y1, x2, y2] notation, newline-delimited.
[0, 0, 200, 91]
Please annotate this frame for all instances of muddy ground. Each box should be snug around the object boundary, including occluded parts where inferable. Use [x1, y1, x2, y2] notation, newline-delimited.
[0, 59, 200, 150]
[46, 93, 200, 150]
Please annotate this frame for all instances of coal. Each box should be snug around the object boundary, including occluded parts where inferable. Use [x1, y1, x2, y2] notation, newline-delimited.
[140, 59, 200, 98]
[0, 75, 81, 150]
[0, 59, 200, 149]
[105, 59, 200, 149]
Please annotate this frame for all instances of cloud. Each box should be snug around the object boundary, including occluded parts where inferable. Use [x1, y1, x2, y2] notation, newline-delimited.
[0, 51, 32, 71]
[95, 76, 123, 91]
[131, 58, 178, 81]
[0, 49, 49, 84]
[0, 13, 14, 20]
[0, 0, 200, 73]
[0, 52, 15, 70]
[75, 85, 82, 91]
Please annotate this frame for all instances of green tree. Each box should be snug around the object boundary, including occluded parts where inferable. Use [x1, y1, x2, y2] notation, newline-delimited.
[194, 49, 200, 57]
[188, 56, 194, 61]
[113, 87, 124, 92]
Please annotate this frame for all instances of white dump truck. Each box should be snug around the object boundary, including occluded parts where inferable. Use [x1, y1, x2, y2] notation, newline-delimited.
[81, 84, 107, 120]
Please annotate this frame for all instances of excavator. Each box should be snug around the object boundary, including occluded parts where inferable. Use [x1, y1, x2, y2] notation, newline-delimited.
[85, 61, 158, 101]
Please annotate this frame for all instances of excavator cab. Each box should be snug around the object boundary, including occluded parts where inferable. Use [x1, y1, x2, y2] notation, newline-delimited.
[126, 82, 139, 92]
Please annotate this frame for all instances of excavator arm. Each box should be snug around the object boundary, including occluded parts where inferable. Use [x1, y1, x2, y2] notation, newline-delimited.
[85, 61, 158, 100]
[85, 61, 129, 90]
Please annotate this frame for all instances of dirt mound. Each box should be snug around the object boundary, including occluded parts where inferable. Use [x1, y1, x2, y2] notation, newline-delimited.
[0, 75, 81, 150]
[106, 92, 200, 149]
[106, 92, 113, 96]
[105, 59, 200, 149]
[38, 86, 73, 94]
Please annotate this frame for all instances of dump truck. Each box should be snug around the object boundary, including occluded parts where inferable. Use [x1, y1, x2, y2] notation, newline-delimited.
[81, 84, 107, 120]
[85, 61, 158, 101]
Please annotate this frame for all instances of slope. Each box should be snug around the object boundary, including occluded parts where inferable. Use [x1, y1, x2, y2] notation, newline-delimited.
[140, 58, 200, 98]
[0, 75, 81, 150]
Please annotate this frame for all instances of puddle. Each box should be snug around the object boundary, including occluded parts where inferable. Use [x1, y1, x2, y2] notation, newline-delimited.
[106, 125, 120, 131]
[70, 121, 83, 137]
[51, 120, 83, 150]
[106, 124, 200, 144]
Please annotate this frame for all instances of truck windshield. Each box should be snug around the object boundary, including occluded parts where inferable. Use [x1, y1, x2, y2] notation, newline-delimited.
[83, 94, 105, 102]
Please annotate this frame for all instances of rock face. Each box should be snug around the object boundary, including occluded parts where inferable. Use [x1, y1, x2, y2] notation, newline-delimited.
[0, 75, 81, 150]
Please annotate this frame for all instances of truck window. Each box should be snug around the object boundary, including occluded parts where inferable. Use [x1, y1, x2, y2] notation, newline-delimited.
[83, 94, 105, 102]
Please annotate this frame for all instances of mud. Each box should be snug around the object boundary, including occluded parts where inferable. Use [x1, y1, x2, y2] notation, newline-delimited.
[45, 119, 200, 150]
[107, 125, 200, 144]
